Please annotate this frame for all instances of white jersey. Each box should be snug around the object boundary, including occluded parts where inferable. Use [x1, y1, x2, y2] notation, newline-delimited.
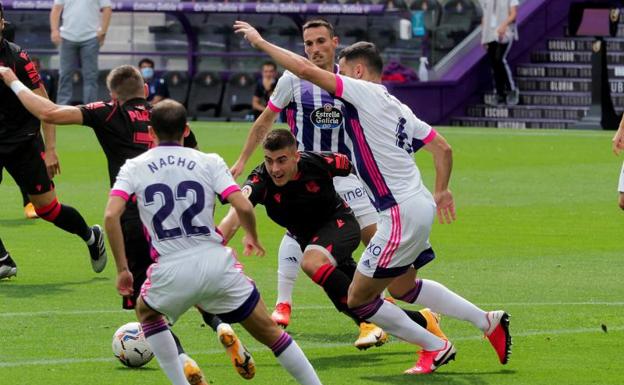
[334, 74, 437, 212]
[269, 66, 354, 156]
[110, 144, 240, 260]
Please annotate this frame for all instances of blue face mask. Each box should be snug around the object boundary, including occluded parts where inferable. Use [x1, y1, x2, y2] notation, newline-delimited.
[141, 67, 154, 80]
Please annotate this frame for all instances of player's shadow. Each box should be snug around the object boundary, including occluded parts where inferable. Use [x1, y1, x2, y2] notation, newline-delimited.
[114, 366, 159, 372]
[0, 277, 109, 298]
[310, 351, 408, 369]
[288, 331, 355, 345]
[361, 369, 516, 384]
[0, 218, 38, 227]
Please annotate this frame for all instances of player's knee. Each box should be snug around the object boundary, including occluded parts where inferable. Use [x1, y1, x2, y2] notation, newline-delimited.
[301, 252, 328, 278]
[618, 194, 624, 210]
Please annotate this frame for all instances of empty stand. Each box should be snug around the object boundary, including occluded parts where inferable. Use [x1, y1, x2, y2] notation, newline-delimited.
[188, 71, 224, 119]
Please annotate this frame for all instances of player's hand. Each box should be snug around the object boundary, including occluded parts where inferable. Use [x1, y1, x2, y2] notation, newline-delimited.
[613, 129, 624, 155]
[44, 148, 61, 178]
[116, 269, 134, 297]
[0, 66, 18, 85]
[497, 24, 508, 41]
[51, 30, 62, 47]
[96, 30, 107, 47]
[230, 158, 246, 179]
[233, 21, 264, 48]
[434, 189, 456, 224]
[243, 234, 265, 257]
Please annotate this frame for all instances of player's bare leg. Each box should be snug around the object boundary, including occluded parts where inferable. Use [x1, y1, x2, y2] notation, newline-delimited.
[240, 297, 322, 385]
[360, 223, 376, 246]
[29, 190, 106, 272]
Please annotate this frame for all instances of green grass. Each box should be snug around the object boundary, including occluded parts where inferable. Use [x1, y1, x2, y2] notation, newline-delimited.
[1, 124, 622, 384]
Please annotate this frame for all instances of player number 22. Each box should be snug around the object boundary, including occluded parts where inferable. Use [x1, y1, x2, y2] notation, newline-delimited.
[144, 181, 211, 240]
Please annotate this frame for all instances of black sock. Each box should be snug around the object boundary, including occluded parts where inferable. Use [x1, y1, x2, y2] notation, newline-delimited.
[401, 308, 428, 329]
[201, 311, 223, 331]
[35, 200, 91, 241]
[0, 237, 7, 257]
[20, 186, 30, 207]
[170, 330, 185, 355]
[311, 263, 360, 323]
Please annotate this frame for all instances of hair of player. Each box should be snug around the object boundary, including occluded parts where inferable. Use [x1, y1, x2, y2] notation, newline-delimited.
[302, 18, 335, 38]
[338, 41, 384, 76]
[263, 129, 297, 152]
[106, 65, 144, 102]
[0, 2, 4, 20]
[262, 60, 277, 70]
[138, 58, 154, 68]
[150, 99, 187, 142]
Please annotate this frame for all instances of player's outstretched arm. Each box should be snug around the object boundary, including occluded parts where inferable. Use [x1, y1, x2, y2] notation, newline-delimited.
[104, 196, 134, 296]
[424, 133, 456, 224]
[217, 206, 241, 244]
[231, 107, 279, 178]
[0, 66, 83, 125]
[227, 191, 265, 256]
[233, 21, 337, 94]
[33, 86, 61, 178]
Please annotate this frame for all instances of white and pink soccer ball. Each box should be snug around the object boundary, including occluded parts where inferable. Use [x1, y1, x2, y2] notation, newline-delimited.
[112, 322, 154, 368]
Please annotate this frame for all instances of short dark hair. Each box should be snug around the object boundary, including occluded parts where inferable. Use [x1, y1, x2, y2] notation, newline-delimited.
[106, 65, 144, 102]
[302, 19, 335, 38]
[0, 2, 4, 20]
[150, 99, 187, 141]
[138, 58, 154, 68]
[263, 129, 297, 152]
[338, 42, 384, 75]
[261, 60, 276, 70]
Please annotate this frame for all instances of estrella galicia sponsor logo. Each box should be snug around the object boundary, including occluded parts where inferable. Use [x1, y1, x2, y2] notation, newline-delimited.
[310, 103, 343, 129]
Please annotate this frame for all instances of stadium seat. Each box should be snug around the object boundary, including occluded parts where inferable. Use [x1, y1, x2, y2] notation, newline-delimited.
[432, 0, 478, 51]
[221, 73, 255, 121]
[188, 71, 224, 119]
[163, 71, 190, 105]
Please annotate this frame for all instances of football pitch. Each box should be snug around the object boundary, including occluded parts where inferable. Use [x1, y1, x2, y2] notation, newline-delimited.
[0, 123, 622, 385]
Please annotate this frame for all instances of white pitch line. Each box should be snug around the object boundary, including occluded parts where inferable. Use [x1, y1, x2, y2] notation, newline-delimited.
[0, 325, 621, 368]
[1, 301, 622, 318]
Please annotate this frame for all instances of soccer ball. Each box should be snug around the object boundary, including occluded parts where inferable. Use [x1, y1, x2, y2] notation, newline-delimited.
[112, 322, 154, 368]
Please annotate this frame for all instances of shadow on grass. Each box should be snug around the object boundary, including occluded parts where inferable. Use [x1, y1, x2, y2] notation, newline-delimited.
[310, 351, 410, 369]
[0, 276, 109, 298]
[0, 218, 38, 227]
[360, 369, 517, 384]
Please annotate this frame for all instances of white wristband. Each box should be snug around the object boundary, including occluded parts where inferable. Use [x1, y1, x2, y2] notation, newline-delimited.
[10, 80, 28, 95]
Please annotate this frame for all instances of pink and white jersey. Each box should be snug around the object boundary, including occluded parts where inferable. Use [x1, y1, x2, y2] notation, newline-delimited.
[334, 74, 437, 211]
[110, 144, 240, 259]
[269, 66, 353, 156]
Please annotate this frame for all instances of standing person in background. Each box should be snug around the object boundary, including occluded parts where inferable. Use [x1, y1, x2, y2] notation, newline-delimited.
[139, 58, 169, 104]
[251, 61, 277, 120]
[480, 0, 519, 106]
[50, 0, 112, 105]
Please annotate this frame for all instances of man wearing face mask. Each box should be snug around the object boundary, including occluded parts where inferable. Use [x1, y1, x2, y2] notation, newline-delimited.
[138, 58, 169, 105]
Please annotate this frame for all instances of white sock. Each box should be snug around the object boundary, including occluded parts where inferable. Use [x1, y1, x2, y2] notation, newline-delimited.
[368, 300, 445, 351]
[178, 352, 191, 368]
[415, 279, 489, 331]
[145, 330, 190, 385]
[275, 339, 322, 385]
[276, 234, 303, 305]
